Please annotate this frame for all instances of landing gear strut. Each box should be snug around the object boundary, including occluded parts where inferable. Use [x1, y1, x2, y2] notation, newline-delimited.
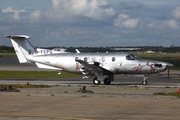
[142, 75, 148, 85]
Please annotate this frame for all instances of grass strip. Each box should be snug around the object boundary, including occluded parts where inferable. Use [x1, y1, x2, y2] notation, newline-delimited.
[0, 71, 81, 78]
[0, 53, 16, 56]
[0, 84, 51, 88]
[154, 92, 180, 98]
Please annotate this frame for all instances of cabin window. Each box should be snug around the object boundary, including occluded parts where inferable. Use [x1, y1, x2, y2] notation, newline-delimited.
[84, 57, 87, 62]
[102, 57, 105, 62]
[112, 57, 115, 62]
[126, 54, 138, 60]
[75, 57, 78, 61]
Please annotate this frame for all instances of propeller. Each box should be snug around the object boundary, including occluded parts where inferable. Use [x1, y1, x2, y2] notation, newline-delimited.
[167, 67, 170, 80]
[166, 63, 174, 80]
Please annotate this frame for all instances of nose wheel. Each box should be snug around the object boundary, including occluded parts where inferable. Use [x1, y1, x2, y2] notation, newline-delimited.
[142, 75, 148, 85]
[142, 80, 147, 85]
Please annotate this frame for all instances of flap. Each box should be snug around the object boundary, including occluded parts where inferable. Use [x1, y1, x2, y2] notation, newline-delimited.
[76, 59, 113, 76]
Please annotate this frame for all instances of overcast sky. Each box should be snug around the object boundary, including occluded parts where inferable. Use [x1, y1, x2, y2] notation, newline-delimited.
[0, 0, 180, 47]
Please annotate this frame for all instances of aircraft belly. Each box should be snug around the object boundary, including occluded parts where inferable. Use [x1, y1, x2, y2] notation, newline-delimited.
[28, 56, 57, 67]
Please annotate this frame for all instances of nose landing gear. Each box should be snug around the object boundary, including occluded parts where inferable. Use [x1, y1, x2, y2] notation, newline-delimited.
[142, 75, 148, 85]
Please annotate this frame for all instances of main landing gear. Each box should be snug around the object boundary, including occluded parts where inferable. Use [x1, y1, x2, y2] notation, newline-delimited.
[104, 77, 112, 85]
[93, 78, 101, 85]
[93, 75, 148, 85]
[93, 76, 112, 85]
[142, 75, 148, 85]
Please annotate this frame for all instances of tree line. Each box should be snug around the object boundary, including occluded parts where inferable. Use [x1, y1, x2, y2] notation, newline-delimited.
[0, 45, 180, 53]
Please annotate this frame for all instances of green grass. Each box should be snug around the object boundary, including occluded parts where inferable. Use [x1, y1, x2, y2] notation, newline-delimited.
[154, 92, 180, 98]
[0, 84, 51, 88]
[0, 53, 16, 57]
[0, 71, 81, 78]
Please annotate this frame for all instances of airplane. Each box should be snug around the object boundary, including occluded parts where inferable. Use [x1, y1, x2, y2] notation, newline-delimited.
[5, 35, 174, 85]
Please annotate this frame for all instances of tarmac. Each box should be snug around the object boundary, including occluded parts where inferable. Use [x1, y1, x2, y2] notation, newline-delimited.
[0, 84, 180, 120]
[0, 56, 180, 120]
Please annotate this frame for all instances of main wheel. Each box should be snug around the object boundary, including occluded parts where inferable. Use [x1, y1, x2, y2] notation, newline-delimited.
[104, 78, 111, 85]
[93, 78, 101, 85]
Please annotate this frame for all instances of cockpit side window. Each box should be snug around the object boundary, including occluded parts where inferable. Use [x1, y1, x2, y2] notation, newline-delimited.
[126, 54, 138, 60]
[126, 55, 130, 60]
[75, 57, 78, 61]
[84, 57, 87, 62]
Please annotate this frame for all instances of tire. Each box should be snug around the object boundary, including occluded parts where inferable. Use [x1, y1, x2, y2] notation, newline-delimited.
[142, 80, 147, 85]
[93, 78, 101, 85]
[104, 78, 111, 85]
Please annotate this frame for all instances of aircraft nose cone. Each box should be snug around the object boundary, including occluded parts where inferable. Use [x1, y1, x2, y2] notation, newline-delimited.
[166, 62, 174, 67]
[161, 62, 174, 68]
[155, 62, 174, 72]
[155, 62, 174, 69]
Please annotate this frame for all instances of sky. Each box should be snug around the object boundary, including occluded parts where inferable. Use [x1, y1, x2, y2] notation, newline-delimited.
[0, 0, 180, 47]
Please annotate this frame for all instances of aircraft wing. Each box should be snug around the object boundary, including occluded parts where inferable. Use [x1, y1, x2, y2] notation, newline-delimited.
[76, 59, 113, 78]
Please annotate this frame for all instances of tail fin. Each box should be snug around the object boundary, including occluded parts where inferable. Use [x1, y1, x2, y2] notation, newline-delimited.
[5, 35, 35, 63]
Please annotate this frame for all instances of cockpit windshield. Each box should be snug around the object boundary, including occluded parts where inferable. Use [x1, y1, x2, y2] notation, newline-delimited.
[126, 54, 139, 60]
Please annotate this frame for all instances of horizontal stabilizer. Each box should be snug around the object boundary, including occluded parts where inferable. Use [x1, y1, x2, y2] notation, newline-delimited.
[5, 35, 33, 63]
[35, 62, 62, 70]
[5, 35, 30, 40]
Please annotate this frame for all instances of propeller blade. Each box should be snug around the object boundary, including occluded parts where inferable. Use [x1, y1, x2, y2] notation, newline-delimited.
[167, 68, 170, 80]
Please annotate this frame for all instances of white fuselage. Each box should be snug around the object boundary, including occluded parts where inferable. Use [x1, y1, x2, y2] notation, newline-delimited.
[27, 52, 168, 75]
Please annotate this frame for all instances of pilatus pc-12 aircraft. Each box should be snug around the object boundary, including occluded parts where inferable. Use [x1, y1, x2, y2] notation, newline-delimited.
[5, 35, 173, 85]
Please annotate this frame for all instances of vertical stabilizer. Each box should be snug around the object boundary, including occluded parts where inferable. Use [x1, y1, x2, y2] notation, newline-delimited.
[5, 35, 34, 63]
